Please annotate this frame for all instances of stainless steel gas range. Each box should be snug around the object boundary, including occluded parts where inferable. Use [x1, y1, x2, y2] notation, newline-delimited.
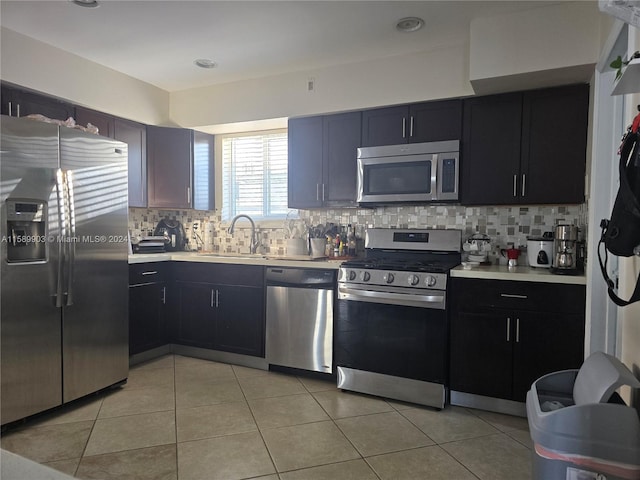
[335, 228, 462, 409]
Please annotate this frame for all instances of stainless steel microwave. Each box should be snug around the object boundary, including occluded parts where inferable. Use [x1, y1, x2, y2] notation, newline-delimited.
[357, 140, 459, 205]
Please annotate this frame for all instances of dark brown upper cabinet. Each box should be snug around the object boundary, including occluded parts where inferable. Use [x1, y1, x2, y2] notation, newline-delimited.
[520, 84, 589, 205]
[115, 118, 147, 208]
[461, 92, 523, 205]
[322, 111, 362, 206]
[75, 107, 115, 138]
[288, 111, 361, 209]
[147, 126, 215, 210]
[361, 99, 462, 147]
[1, 83, 75, 121]
[147, 126, 193, 209]
[75, 107, 148, 208]
[461, 84, 589, 205]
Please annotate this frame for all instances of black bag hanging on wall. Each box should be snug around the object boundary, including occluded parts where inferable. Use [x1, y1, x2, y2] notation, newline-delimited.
[598, 111, 640, 306]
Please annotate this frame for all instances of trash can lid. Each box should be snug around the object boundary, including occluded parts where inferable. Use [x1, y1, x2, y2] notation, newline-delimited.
[573, 351, 640, 405]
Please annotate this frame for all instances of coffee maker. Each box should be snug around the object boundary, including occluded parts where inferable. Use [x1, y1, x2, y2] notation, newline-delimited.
[551, 224, 583, 274]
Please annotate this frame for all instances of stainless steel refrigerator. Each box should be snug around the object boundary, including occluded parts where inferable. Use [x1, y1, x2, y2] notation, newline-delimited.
[1, 115, 129, 425]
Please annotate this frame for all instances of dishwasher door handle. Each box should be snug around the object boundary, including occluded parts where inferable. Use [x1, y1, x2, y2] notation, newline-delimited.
[267, 282, 335, 289]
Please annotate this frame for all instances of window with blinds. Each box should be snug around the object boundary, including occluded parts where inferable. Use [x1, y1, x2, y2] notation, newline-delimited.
[221, 131, 290, 221]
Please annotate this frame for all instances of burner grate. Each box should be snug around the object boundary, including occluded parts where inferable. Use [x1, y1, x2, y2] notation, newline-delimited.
[341, 258, 458, 273]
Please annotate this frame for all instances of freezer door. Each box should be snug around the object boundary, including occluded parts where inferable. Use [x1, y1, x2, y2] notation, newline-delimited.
[0, 117, 63, 425]
[59, 127, 129, 402]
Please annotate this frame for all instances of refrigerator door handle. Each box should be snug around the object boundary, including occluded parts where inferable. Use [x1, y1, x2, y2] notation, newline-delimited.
[55, 169, 66, 308]
[65, 171, 76, 306]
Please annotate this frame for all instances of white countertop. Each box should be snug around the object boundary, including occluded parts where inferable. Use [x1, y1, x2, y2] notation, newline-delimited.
[129, 251, 344, 270]
[130, 253, 587, 284]
[450, 264, 586, 285]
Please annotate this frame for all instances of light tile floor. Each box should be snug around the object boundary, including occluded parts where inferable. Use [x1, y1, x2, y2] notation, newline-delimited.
[1, 354, 533, 480]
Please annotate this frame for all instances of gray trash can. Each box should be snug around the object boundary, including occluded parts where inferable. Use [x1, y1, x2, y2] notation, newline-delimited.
[526, 351, 640, 480]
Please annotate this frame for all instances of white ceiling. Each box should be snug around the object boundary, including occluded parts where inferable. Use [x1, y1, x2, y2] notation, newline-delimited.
[1, 0, 566, 93]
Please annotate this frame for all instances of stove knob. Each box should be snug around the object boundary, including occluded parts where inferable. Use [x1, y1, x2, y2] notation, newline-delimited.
[408, 274, 420, 286]
[425, 275, 437, 287]
[383, 272, 395, 284]
[360, 271, 371, 282]
[348, 270, 357, 281]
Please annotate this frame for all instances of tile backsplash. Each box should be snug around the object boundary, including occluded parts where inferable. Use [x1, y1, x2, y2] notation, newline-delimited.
[129, 203, 586, 263]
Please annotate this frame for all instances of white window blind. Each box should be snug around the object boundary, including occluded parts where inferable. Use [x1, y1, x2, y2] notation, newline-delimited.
[221, 131, 290, 221]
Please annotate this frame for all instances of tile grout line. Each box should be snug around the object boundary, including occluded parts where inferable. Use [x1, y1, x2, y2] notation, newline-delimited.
[392, 406, 503, 479]
[30, 355, 530, 479]
[75, 390, 107, 476]
[303, 379, 384, 480]
[232, 364, 280, 477]
[172, 354, 180, 480]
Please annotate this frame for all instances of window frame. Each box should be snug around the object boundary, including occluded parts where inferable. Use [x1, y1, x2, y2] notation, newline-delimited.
[217, 128, 295, 225]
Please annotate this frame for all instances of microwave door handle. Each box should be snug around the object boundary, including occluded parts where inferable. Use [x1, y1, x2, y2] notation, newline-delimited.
[431, 154, 438, 199]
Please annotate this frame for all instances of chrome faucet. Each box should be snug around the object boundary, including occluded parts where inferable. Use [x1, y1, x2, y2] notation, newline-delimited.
[228, 214, 259, 254]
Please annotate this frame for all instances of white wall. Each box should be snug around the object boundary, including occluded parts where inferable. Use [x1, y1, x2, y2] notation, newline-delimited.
[469, 2, 602, 94]
[1, 27, 170, 125]
[618, 28, 640, 409]
[586, 66, 623, 358]
[2, 3, 605, 131]
[589, 20, 640, 406]
[170, 42, 473, 129]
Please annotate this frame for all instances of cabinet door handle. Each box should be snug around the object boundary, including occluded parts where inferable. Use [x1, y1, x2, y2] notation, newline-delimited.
[211, 289, 220, 308]
[322, 183, 325, 201]
[409, 116, 414, 137]
[506, 317, 511, 342]
[513, 175, 517, 197]
[141, 271, 158, 276]
[402, 117, 406, 138]
[161, 286, 166, 305]
[8, 101, 12, 117]
[187, 186, 191, 204]
[16, 103, 21, 118]
[516, 318, 520, 343]
[521, 174, 526, 197]
[500, 293, 528, 299]
[316, 184, 320, 202]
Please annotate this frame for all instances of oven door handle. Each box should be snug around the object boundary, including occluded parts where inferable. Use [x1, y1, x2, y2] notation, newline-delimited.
[338, 285, 445, 309]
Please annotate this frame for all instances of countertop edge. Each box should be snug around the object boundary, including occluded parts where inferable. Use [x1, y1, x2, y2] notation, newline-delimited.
[129, 252, 344, 269]
[130, 254, 587, 284]
[450, 265, 587, 285]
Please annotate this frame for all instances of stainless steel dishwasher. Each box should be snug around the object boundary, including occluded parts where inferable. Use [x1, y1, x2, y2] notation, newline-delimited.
[266, 267, 335, 374]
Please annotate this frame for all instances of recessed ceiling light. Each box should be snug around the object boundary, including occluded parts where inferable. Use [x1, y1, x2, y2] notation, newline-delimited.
[194, 59, 218, 69]
[70, 0, 100, 8]
[396, 17, 424, 33]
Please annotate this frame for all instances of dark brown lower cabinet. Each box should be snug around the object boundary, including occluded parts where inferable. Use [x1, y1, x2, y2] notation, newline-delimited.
[129, 264, 168, 355]
[449, 278, 585, 402]
[213, 285, 264, 357]
[174, 281, 216, 349]
[172, 263, 265, 358]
